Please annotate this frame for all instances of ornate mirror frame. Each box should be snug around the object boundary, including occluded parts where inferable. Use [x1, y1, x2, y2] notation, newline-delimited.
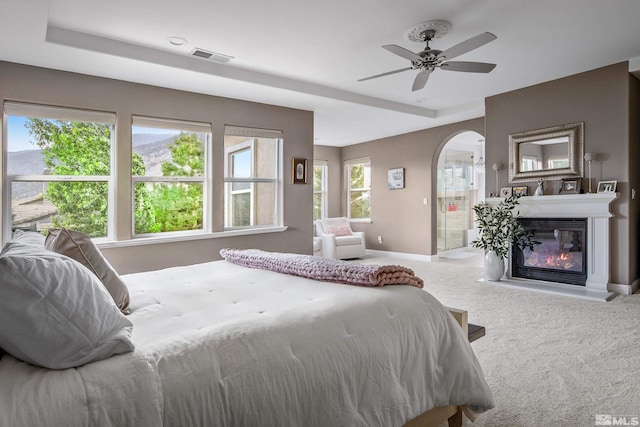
[508, 122, 584, 183]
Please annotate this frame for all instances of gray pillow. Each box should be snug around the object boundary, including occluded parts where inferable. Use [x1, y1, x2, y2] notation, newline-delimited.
[45, 228, 130, 314]
[0, 242, 134, 369]
[11, 229, 46, 246]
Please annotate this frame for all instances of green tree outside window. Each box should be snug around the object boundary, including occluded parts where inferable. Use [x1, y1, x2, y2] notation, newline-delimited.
[25, 119, 204, 237]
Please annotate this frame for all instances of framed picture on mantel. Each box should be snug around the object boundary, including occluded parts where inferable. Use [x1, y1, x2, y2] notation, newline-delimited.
[597, 180, 617, 193]
[559, 178, 581, 194]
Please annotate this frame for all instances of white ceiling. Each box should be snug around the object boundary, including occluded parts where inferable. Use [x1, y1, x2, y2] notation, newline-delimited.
[1, 0, 640, 147]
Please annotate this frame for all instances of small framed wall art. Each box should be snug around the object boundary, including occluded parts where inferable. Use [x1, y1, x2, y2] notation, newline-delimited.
[559, 178, 581, 194]
[387, 167, 405, 190]
[292, 158, 308, 184]
[597, 180, 617, 193]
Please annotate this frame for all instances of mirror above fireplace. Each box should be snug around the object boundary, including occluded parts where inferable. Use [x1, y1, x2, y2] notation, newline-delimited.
[508, 122, 584, 183]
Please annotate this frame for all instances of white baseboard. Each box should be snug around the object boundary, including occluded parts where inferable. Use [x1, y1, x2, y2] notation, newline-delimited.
[366, 249, 433, 262]
[610, 279, 639, 295]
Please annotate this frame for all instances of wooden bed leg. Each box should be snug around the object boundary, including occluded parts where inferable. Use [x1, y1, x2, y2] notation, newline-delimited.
[447, 408, 463, 427]
[445, 308, 467, 427]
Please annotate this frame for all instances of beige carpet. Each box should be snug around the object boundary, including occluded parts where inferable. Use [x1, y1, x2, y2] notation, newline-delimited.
[359, 253, 640, 427]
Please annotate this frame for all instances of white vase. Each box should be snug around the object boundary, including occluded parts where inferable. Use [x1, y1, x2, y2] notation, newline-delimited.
[484, 250, 505, 281]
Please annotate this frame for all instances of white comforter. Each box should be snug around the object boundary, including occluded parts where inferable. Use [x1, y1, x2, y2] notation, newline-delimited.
[0, 260, 493, 426]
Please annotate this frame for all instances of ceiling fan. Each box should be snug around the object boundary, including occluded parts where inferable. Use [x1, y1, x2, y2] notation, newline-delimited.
[358, 20, 497, 91]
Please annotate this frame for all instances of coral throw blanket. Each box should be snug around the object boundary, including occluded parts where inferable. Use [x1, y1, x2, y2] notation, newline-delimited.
[220, 249, 424, 288]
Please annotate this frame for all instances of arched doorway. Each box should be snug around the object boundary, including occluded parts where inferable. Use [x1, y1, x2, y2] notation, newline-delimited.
[436, 131, 485, 254]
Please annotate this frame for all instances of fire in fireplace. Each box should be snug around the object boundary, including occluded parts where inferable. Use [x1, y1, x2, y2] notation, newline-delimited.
[512, 218, 587, 286]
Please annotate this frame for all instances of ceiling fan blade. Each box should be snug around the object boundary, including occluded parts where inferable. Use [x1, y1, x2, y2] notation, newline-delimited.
[440, 61, 496, 73]
[358, 67, 413, 82]
[437, 32, 497, 61]
[412, 71, 431, 91]
[382, 44, 423, 63]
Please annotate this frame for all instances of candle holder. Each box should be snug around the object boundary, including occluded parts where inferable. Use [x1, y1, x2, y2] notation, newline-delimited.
[584, 152, 596, 193]
[492, 163, 502, 196]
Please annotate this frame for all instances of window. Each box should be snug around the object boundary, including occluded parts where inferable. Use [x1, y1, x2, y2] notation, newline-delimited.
[4, 102, 115, 238]
[346, 157, 371, 220]
[226, 140, 254, 227]
[3, 102, 284, 245]
[547, 156, 569, 169]
[520, 155, 539, 171]
[224, 126, 282, 229]
[131, 116, 211, 236]
[313, 160, 328, 221]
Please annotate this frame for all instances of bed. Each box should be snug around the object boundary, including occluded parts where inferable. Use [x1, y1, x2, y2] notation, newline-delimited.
[0, 232, 494, 427]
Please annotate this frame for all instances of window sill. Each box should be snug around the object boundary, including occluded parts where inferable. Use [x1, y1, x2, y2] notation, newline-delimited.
[349, 218, 372, 224]
[96, 226, 288, 249]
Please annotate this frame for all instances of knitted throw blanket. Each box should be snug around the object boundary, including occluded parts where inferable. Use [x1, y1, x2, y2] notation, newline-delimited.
[220, 249, 424, 289]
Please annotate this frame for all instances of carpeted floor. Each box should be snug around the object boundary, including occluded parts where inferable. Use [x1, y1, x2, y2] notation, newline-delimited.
[360, 252, 640, 427]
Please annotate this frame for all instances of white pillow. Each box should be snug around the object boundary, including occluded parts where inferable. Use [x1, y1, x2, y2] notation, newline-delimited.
[0, 242, 135, 369]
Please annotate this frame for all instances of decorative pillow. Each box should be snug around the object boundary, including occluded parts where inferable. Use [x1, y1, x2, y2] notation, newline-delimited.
[45, 228, 130, 314]
[11, 229, 46, 246]
[326, 225, 352, 237]
[0, 242, 134, 369]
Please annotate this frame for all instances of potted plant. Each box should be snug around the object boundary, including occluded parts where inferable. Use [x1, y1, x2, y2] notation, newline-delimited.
[471, 195, 539, 281]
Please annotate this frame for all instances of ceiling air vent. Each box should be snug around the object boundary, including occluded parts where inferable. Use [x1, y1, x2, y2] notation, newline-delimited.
[190, 48, 234, 63]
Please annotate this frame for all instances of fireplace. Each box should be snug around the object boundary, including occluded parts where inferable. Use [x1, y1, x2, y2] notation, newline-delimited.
[484, 193, 624, 300]
[512, 218, 587, 286]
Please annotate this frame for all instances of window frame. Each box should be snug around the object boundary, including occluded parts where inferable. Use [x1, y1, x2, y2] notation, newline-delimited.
[224, 139, 256, 227]
[223, 126, 283, 231]
[520, 154, 539, 172]
[547, 155, 569, 170]
[131, 115, 212, 238]
[313, 160, 328, 220]
[345, 157, 371, 221]
[3, 102, 116, 240]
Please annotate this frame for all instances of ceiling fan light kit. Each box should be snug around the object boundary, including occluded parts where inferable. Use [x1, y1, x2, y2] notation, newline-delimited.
[358, 20, 497, 92]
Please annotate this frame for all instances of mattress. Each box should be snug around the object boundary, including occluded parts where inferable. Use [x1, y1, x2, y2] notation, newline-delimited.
[0, 260, 494, 426]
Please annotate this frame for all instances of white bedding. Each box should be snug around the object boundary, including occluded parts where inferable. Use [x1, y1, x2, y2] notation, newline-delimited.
[0, 260, 493, 426]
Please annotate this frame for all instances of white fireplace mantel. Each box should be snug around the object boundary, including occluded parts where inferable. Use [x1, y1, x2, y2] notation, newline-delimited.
[486, 193, 618, 219]
[485, 193, 620, 300]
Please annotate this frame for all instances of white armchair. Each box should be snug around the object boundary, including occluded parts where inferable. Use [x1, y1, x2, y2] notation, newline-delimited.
[314, 217, 366, 259]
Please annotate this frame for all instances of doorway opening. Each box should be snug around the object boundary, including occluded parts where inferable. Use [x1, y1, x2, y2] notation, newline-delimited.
[436, 131, 485, 254]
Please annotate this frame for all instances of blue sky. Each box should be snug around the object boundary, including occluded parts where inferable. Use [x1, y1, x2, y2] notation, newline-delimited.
[7, 116, 180, 153]
[7, 116, 33, 152]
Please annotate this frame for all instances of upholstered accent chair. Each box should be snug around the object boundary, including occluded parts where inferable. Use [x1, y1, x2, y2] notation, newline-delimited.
[313, 236, 322, 257]
[314, 217, 366, 259]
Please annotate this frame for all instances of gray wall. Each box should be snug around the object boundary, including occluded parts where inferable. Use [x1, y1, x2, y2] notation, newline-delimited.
[317, 62, 639, 286]
[322, 118, 484, 256]
[485, 62, 637, 284]
[0, 61, 314, 274]
[627, 73, 640, 284]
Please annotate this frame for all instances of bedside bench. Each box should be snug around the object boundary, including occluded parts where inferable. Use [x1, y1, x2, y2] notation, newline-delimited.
[468, 323, 486, 343]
